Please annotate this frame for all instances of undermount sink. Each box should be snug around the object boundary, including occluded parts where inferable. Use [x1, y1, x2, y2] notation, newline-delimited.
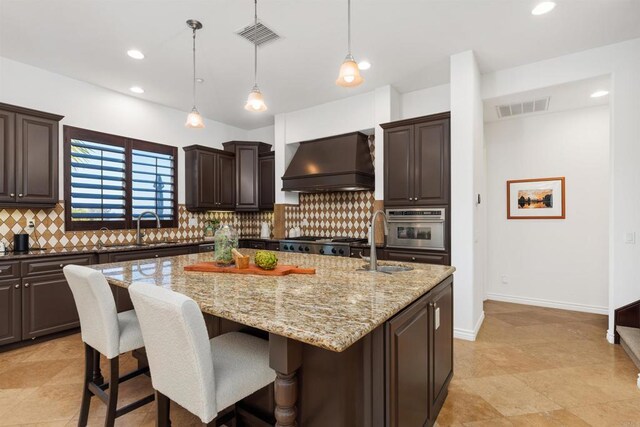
[359, 264, 414, 274]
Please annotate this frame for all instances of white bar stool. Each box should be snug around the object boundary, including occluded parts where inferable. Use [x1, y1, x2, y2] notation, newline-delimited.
[128, 283, 276, 426]
[63, 265, 154, 427]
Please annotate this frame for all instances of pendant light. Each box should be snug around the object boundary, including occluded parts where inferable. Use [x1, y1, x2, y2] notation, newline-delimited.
[336, 0, 363, 87]
[244, 0, 267, 112]
[185, 19, 205, 128]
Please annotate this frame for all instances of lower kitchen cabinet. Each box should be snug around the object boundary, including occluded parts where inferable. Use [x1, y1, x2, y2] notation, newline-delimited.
[21, 274, 79, 339]
[385, 277, 453, 427]
[0, 279, 21, 346]
[385, 249, 449, 265]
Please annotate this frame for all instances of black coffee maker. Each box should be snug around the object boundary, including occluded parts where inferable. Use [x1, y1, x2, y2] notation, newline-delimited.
[13, 233, 29, 252]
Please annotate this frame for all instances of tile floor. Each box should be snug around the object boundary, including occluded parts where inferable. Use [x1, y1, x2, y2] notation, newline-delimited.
[0, 301, 638, 426]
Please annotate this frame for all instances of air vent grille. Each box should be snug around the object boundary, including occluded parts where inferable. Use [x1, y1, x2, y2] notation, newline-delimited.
[236, 22, 280, 46]
[496, 97, 550, 118]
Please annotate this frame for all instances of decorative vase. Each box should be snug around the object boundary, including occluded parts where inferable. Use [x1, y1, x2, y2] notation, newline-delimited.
[214, 225, 238, 266]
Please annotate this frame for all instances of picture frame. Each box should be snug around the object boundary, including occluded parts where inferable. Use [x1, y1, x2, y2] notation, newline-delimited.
[506, 177, 565, 219]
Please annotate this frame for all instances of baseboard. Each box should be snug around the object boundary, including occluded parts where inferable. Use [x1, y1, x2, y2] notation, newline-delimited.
[485, 293, 608, 315]
[607, 329, 615, 344]
[454, 311, 485, 341]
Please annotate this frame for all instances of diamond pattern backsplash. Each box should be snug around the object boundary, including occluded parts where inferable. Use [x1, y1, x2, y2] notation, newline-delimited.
[284, 191, 375, 238]
[0, 203, 273, 249]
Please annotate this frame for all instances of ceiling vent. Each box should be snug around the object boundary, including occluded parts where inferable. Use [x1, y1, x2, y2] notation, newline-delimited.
[236, 22, 280, 46]
[496, 97, 550, 118]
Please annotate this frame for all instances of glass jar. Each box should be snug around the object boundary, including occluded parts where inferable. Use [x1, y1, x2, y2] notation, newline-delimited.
[213, 225, 238, 266]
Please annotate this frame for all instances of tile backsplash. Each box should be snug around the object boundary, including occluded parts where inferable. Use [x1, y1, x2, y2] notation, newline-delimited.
[284, 191, 375, 239]
[0, 203, 273, 249]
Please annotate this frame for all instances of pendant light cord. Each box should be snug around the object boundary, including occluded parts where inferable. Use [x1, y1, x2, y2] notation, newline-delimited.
[192, 27, 197, 109]
[254, 0, 258, 86]
[347, 0, 351, 55]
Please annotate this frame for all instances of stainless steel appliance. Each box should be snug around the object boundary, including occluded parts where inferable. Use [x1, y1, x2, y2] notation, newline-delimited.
[386, 208, 446, 251]
[279, 237, 366, 257]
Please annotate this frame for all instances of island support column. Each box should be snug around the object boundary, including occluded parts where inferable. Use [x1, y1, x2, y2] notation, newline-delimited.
[269, 334, 302, 427]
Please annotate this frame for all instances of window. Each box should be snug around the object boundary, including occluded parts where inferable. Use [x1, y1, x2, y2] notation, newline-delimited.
[64, 126, 178, 231]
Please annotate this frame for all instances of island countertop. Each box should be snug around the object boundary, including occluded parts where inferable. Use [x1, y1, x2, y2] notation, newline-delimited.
[93, 250, 455, 352]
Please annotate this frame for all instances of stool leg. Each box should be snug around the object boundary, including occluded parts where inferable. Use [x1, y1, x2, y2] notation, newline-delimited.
[78, 344, 94, 427]
[92, 348, 104, 385]
[104, 356, 119, 427]
[156, 391, 171, 427]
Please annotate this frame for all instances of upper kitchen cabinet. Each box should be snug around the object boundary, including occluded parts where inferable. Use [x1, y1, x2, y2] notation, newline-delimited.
[258, 151, 275, 210]
[0, 103, 63, 208]
[223, 141, 272, 212]
[184, 145, 235, 211]
[382, 112, 450, 207]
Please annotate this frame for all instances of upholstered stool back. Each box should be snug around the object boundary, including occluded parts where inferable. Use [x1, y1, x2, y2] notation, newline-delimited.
[63, 265, 121, 359]
[129, 283, 217, 422]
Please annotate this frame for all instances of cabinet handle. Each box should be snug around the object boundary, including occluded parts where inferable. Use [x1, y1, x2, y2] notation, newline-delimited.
[18, 193, 23, 198]
[155, 254, 159, 258]
[24, 283, 30, 288]
[14, 284, 19, 289]
[9, 193, 15, 197]
[411, 257, 416, 261]
[59, 264, 64, 268]
[409, 197, 413, 201]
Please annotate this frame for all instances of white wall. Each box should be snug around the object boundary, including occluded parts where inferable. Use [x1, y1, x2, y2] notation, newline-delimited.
[0, 57, 248, 204]
[247, 125, 275, 145]
[450, 51, 485, 340]
[485, 106, 610, 313]
[400, 83, 451, 119]
[481, 37, 640, 342]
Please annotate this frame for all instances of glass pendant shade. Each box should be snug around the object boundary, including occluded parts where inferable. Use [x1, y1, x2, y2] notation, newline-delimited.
[185, 107, 205, 128]
[244, 86, 267, 112]
[336, 54, 364, 87]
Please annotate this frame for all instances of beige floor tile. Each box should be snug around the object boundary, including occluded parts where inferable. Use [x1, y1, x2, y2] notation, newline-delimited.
[0, 387, 37, 419]
[492, 311, 571, 327]
[0, 360, 72, 389]
[455, 353, 508, 379]
[474, 346, 555, 374]
[463, 417, 513, 426]
[0, 383, 80, 425]
[461, 375, 562, 417]
[507, 409, 590, 426]
[567, 398, 640, 426]
[436, 383, 503, 425]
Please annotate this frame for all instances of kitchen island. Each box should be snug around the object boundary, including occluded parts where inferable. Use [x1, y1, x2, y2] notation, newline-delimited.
[93, 251, 455, 427]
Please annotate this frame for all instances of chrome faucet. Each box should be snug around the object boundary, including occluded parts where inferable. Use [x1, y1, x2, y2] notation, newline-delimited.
[368, 210, 389, 271]
[97, 226, 109, 249]
[136, 211, 161, 245]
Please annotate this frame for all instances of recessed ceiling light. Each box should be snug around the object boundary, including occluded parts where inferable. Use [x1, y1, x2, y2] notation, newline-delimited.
[130, 86, 144, 94]
[531, 1, 556, 15]
[590, 90, 609, 98]
[358, 60, 371, 70]
[127, 49, 145, 60]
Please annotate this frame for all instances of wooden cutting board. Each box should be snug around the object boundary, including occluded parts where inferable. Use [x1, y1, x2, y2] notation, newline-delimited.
[184, 262, 316, 276]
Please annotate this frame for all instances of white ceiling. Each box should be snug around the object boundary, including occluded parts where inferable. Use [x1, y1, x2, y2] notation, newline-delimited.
[0, 0, 638, 130]
[483, 75, 611, 122]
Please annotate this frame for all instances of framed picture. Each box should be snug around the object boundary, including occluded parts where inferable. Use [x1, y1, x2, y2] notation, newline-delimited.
[507, 177, 565, 219]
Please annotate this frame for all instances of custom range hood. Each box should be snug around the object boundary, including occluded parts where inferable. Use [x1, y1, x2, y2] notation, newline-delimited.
[282, 131, 374, 193]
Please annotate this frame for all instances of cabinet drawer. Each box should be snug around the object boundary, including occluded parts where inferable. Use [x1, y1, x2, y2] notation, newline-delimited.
[0, 261, 20, 280]
[21, 254, 96, 277]
[385, 250, 448, 265]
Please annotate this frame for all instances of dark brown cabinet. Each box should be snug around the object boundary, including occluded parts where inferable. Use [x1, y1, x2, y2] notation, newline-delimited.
[0, 103, 63, 208]
[0, 279, 21, 346]
[105, 246, 192, 263]
[382, 113, 450, 207]
[222, 141, 272, 212]
[184, 145, 235, 211]
[385, 249, 449, 266]
[258, 152, 275, 210]
[21, 274, 80, 339]
[385, 277, 453, 427]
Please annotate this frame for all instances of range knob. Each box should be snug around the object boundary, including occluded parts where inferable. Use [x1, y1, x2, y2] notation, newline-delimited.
[331, 248, 337, 254]
[298, 246, 304, 252]
[319, 249, 325, 254]
[304, 246, 310, 252]
[282, 244, 289, 250]
[339, 249, 345, 255]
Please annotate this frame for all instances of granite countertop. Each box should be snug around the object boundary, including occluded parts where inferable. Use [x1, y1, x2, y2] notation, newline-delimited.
[0, 238, 211, 261]
[94, 250, 455, 352]
[0, 237, 282, 261]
